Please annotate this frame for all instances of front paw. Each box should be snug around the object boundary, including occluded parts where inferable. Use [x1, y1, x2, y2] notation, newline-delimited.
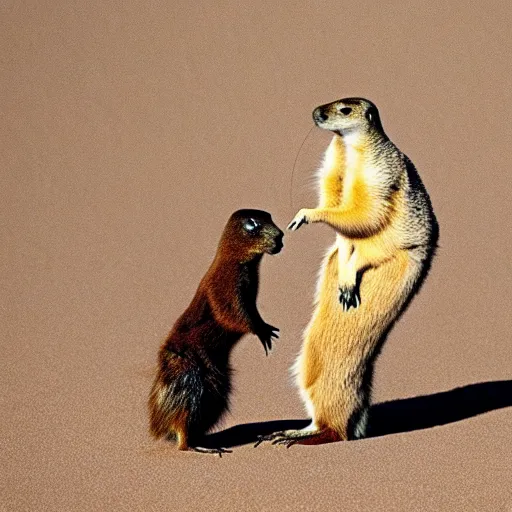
[339, 286, 360, 311]
[287, 209, 312, 231]
[257, 324, 279, 356]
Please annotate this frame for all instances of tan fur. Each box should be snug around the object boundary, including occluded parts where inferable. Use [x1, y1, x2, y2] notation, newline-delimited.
[297, 244, 418, 438]
[282, 98, 438, 445]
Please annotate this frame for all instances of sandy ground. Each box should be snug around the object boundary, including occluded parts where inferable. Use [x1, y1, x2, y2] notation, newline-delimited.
[1, 1, 511, 511]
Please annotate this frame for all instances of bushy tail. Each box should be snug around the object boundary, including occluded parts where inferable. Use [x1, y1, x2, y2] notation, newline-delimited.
[147, 358, 204, 441]
[148, 376, 174, 439]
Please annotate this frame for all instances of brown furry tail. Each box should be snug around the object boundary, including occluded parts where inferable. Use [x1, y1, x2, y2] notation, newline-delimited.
[148, 378, 176, 440]
[147, 346, 232, 448]
[147, 353, 205, 442]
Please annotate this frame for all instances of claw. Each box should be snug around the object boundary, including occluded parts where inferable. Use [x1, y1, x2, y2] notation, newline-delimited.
[255, 432, 302, 449]
[271, 436, 298, 448]
[254, 432, 285, 448]
[339, 286, 361, 311]
[287, 216, 307, 231]
[258, 324, 279, 356]
[191, 446, 232, 457]
[254, 437, 265, 448]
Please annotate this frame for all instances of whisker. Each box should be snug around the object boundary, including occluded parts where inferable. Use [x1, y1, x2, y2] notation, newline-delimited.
[290, 126, 315, 211]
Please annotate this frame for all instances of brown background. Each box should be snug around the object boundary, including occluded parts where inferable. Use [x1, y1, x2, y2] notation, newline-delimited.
[1, 1, 511, 511]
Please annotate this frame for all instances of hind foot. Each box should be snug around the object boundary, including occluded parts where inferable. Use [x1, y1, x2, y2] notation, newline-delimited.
[190, 446, 232, 457]
[339, 286, 360, 311]
[254, 428, 340, 448]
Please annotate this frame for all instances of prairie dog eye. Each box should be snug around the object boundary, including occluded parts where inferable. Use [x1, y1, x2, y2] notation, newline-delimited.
[243, 218, 260, 233]
[339, 107, 352, 115]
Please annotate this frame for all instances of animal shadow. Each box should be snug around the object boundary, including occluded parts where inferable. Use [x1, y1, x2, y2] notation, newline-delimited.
[202, 380, 512, 449]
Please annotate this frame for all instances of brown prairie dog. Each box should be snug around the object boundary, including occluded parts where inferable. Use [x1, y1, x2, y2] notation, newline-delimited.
[149, 209, 283, 455]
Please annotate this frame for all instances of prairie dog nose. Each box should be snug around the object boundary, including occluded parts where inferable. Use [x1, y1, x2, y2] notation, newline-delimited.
[313, 107, 328, 124]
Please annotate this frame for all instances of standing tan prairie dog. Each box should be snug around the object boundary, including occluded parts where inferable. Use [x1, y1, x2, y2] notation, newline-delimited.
[257, 98, 438, 447]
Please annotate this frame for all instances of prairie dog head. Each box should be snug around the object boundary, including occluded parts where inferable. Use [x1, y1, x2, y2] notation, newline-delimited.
[312, 97, 382, 137]
[224, 209, 284, 258]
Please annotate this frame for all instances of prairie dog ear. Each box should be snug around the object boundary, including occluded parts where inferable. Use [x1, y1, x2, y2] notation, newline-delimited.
[365, 105, 379, 125]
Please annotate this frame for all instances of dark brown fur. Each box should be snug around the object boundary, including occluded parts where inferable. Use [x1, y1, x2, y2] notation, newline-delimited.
[148, 209, 283, 452]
